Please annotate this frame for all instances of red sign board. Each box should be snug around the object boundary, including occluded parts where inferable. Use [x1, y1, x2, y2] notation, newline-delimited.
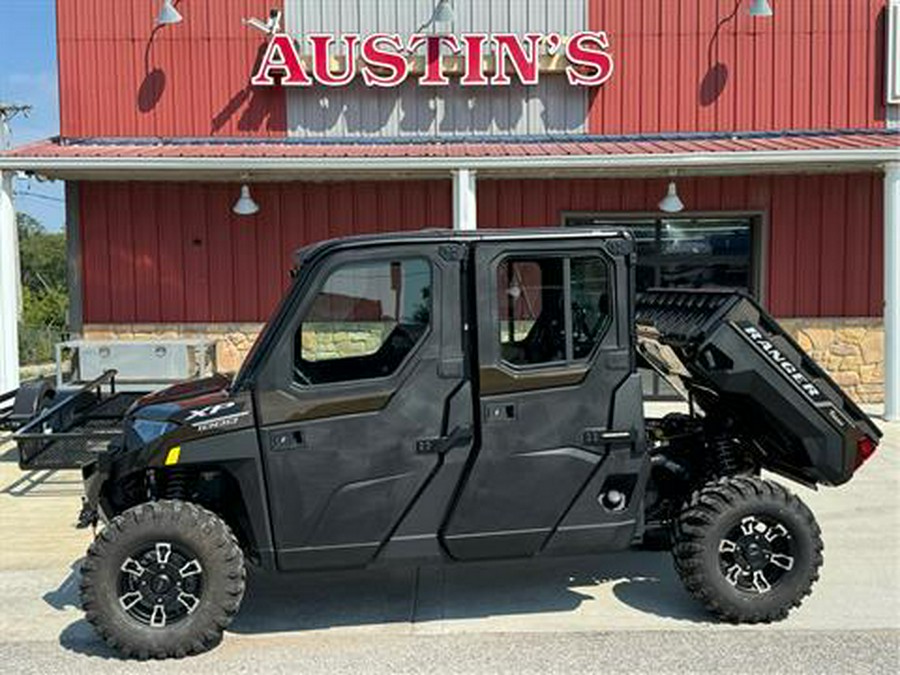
[251, 32, 614, 88]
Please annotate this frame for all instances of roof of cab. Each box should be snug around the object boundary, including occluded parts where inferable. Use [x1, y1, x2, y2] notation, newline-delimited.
[292, 227, 632, 267]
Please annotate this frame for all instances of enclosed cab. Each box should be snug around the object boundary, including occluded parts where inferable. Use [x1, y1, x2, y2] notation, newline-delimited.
[73, 230, 880, 659]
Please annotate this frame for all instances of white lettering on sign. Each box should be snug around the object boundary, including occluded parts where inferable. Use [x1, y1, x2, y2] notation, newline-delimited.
[250, 32, 614, 88]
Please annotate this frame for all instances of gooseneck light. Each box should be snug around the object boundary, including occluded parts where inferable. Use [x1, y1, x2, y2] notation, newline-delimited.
[156, 0, 183, 26]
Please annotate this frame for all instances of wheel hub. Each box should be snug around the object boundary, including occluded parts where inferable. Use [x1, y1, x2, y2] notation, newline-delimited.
[117, 542, 203, 628]
[718, 515, 795, 594]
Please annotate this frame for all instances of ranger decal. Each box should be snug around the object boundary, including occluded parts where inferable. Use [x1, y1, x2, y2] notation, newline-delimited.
[735, 323, 824, 402]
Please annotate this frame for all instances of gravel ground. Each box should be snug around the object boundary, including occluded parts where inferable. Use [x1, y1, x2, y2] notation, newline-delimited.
[0, 629, 897, 674]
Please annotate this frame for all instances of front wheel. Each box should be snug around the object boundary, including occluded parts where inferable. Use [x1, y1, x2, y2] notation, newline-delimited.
[672, 476, 823, 623]
[80, 500, 246, 659]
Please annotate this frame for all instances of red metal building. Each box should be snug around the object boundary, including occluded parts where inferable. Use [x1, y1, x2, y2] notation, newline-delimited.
[1, 0, 898, 411]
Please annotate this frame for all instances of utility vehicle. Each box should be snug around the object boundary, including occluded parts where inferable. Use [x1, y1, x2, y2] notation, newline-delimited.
[73, 229, 881, 658]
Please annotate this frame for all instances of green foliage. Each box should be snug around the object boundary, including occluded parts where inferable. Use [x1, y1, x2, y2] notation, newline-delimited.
[16, 213, 68, 364]
[18, 212, 67, 294]
[21, 285, 68, 329]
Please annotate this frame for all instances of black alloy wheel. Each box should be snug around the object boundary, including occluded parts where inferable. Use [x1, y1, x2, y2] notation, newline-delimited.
[80, 500, 246, 659]
[717, 514, 796, 595]
[672, 476, 823, 623]
[117, 541, 204, 628]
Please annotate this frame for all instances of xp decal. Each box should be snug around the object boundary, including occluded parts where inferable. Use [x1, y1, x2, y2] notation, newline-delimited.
[182, 402, 250, 432]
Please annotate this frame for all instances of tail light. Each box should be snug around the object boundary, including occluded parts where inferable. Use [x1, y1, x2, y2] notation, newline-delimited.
[855, 435, 878, 468]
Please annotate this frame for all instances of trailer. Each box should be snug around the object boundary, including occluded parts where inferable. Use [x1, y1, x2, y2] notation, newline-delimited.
[4, 339, 215, 470]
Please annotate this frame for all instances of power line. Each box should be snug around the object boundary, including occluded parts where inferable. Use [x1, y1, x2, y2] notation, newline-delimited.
[16, 192, 65, 204]
[0, 103, 33, 150]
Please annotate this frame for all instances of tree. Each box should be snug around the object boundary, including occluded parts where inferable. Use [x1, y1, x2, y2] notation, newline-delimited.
[18, 212, 67, 295]
[15, 213, 68, 364]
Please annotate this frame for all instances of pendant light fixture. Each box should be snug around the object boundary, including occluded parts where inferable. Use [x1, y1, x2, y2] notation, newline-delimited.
[233, 183, 260, 216]
[658, 180, 685, 214]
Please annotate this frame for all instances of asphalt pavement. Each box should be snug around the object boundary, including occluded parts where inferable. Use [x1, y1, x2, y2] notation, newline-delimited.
[0, 415, 897, 674]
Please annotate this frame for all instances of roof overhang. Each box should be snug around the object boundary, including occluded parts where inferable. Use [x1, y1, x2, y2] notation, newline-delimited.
[2, 131, 897, 182]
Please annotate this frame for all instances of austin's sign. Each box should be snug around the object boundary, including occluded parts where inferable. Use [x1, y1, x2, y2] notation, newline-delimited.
[251, 32, 614, 88]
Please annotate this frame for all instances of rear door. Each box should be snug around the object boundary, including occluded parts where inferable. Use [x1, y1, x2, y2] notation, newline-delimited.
[253, 242, 469, 570]
[443, 237, 638, 560]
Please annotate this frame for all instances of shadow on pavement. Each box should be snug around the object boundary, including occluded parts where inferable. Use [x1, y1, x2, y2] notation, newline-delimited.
[230, 550, 711, 633]
[43, 560, 83, 611]
[56, 550, 712, 658]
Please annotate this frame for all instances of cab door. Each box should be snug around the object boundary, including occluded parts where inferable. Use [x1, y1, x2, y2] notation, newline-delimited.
[254, 242, 468, 570]
[443, 237, 640, 560]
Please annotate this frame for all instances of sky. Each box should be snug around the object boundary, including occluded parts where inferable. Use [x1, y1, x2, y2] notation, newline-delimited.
[0, 0, 65, 232]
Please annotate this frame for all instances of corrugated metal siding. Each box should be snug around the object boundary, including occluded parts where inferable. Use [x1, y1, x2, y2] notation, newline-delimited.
[284, 0, 588, 137]
[587, 0, 888, 134]
[80, 175, 882, 323]
[57, 0, 287, 138]
[79, 180, 452, 323]
[56, 1, 889, 139]
[476, 174, 884, 318]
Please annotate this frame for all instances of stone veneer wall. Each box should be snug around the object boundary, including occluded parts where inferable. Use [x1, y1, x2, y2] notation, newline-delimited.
[83, 317, 885, 404]
[778, 318, 884, 404]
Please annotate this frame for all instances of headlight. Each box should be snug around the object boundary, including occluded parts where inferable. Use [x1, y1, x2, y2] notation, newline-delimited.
[131, 418, 177, 443]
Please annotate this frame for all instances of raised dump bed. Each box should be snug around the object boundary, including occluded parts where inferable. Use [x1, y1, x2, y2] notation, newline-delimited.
[636, 289, 882, 486]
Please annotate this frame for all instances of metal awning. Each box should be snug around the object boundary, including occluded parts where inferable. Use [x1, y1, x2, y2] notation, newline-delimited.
[1, 129, 897, 181]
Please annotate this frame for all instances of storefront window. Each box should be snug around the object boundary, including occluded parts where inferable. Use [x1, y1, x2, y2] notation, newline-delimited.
[565, 215, 757, 397]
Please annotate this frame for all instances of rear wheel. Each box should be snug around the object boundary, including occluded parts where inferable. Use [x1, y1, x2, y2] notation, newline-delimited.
[80, 500, 245, 659]
[672, 476, 822, 623]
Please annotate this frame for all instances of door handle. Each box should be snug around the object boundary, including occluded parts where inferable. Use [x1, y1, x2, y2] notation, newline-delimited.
[416, 426, 473, 455]
[269, 430, 304, 451]
[484, 402, 517, 422]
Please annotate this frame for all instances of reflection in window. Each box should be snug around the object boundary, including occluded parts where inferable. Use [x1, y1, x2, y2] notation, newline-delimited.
[499, 259, 565, 366]
[498, 255, 612, 367]
[565, 215, 755, 399]
[294, 259, 431, 385]
[571, 257, 612, 359]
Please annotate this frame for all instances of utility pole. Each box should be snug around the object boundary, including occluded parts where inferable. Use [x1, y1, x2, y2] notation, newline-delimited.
[0, 103, 31, 393]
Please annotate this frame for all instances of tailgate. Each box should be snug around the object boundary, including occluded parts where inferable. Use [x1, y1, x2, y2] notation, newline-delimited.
[636, 289, 882, 486]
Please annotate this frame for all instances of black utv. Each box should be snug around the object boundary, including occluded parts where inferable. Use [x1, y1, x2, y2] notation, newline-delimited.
[76, 229, 881, 658]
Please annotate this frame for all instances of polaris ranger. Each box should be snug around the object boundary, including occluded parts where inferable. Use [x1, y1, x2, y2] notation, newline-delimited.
[75, 230, 882, 658]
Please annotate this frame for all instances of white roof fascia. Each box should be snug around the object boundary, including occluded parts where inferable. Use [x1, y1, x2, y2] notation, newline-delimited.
[1, 147, 897, 174]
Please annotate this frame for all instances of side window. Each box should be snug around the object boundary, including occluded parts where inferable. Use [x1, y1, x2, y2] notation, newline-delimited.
[498, 258, 565, 366]
[294, 258, 432, 385]
[571, 257, 613, 359]
[497, 255, 612, 367]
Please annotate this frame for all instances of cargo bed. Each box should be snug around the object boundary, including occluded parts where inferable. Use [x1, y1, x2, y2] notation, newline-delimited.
[636, 289, 881, 486]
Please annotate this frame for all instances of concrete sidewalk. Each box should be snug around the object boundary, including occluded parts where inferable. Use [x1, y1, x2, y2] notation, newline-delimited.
[0, 422, 897, 656]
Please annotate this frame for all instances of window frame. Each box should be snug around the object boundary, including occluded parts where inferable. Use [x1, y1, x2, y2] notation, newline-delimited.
[291, 254, 435, 390]
[494, 251, 615, 373]
[562, 211, 764, 399]
[561, 211, 766, 304]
